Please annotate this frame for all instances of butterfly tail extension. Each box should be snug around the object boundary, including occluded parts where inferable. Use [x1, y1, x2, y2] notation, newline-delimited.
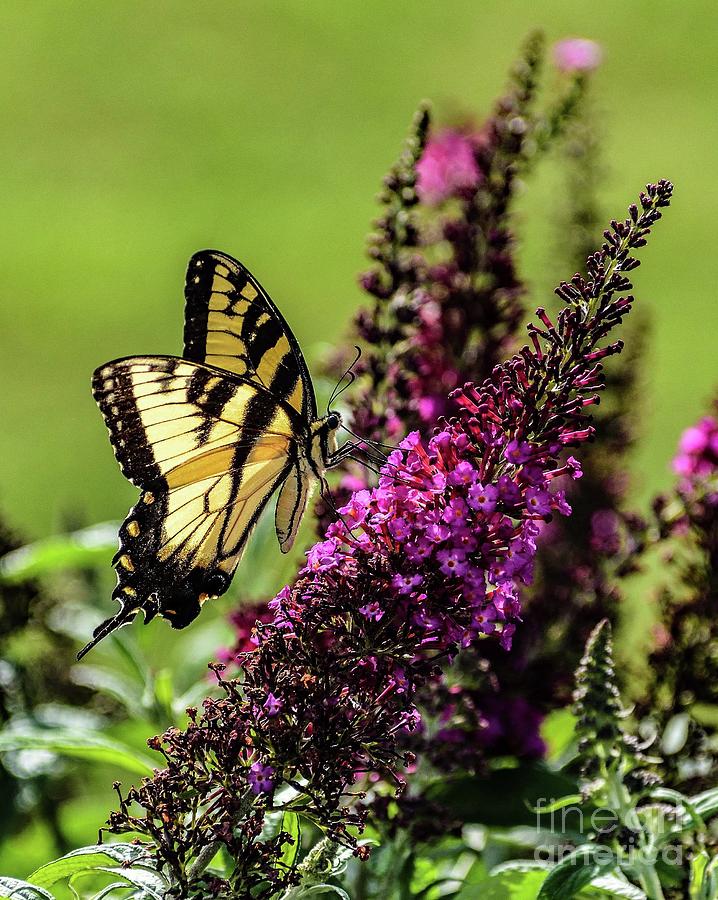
[76, 602, 140, 660]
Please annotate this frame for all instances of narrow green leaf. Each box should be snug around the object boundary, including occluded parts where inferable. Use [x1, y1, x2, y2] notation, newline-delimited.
[0, 728, 156, 776]
[648, 787, 704, 832]
[690, 850, 709, 900]
[0, 877, 55, 900]
[529, 794, 584, 814]
[70, 666, 146, 720]
[89, 884, 134, 900]
[491, 862, 553, 875]
[29, 844, 154, 888]
[537, 846, 617, 899]
[0, 523, 119, 583]
[279, 812, 301, 871]
[152, 669, 174, 719]
[692, 787, 718, 820]
[704, 855, 718, 898]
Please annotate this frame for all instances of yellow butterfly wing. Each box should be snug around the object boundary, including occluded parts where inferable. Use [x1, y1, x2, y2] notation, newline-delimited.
[184, 250, 317, 421]
[80, 355, 299, 657]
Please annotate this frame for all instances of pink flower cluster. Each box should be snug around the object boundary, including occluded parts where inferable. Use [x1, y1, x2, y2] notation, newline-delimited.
[416, 130, 481, 206]
[553, 38, 603, 73]
[673, 415, 718, 482]
[295, 426, 579, 654]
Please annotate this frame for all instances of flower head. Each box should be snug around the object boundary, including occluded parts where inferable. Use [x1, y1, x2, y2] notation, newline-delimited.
[673, 416, 718, 480]
[248, 761, 275, 795]
[263, 692, 283, 717]
[416, 130, 481, 205]
[553, 38, 603, 73]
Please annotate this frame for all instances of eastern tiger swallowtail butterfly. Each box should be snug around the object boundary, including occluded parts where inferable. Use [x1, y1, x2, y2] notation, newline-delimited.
[79, 250, 355, 659]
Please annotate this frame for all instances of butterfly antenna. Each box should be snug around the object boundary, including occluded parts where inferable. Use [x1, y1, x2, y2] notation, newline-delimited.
[349, 441, 388, 466]
[76, 607, 137, 660]
[327, 346, 362, 413]
[340, 424, 394, 459]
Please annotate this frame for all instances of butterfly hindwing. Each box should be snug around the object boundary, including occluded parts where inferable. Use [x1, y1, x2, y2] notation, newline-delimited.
[184, 250, 317, 421]
[81, 355, 299, 656]
[275, 460, 314, 554]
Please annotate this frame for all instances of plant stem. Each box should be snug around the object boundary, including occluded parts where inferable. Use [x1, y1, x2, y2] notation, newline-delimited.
[187, 840, 221, 883]
[638, 865, 665, 900]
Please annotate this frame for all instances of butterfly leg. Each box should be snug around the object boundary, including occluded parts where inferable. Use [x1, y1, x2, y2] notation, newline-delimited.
[329, 441, 385, 467]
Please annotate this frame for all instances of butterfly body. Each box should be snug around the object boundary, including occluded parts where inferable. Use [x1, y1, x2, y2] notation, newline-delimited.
[80, 251, 348, 658]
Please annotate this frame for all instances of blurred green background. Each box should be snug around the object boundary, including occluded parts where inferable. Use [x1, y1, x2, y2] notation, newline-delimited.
[0, 0, 716, 540]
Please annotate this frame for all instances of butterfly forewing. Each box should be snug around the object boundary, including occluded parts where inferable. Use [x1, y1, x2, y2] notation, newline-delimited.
[184, 250, 317, 420]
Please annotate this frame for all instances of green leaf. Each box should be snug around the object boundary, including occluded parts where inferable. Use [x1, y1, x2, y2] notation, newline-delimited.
[0, 728, 157, 776]
[28, 844, 154, 888]
[541, 709, 578, 764]
[458, 861, 550, 899]
[648, 787, 704, 833]
[70, 665, 146, 720]
[425, 764, 579, 828]
[453, 858, 488, 897]
[91, 884, 136, 900]
[152, 669, 174, 708]
[577, 874, 647, 898]
[279, 812, 301, 872]
[690, 851, 709, 900]
[94, 868, 166, 899]
[692, 787, 718, 820]
[0, 877, 55, 900]
[660, 713, 690, 755]
[0, 523, 119, 583]
[295, 886, 350, 900]
[537, 846, 618, 899]
[529, 795, 584, 815]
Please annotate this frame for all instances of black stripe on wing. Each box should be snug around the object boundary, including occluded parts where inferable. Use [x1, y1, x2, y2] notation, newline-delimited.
[183, 249, 317, 419]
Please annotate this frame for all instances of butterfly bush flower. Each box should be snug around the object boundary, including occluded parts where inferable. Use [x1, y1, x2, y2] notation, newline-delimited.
[217, 600, 274, 662]
[632, 398, 718, 788]
[316, 32, 593, 536]
[416, 129, 481, 205]
[479, 74, 649, 749]
[553, 38, 603, 73]
[673, 415, 718, 482]
[314, 31, 654, 823]
[108, 180, 672, 896]
[248, 761, 275, 794]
